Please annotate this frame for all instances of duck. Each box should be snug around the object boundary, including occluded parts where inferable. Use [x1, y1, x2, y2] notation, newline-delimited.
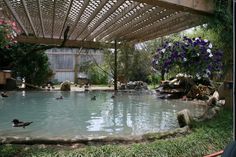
[91, 95, 96, 100]
[12, 119, 33, 128]
[56, 96, 63, 100]
[1, 92, 8, 97]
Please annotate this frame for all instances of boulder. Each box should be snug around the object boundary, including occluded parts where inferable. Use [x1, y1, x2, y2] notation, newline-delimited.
[177, 109, 193, 128]
[119, 84, 126, 90]
[125, 81, 148, 90]
[60, 81, 71, 91]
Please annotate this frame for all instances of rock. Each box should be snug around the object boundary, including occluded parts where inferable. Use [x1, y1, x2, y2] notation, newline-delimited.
[119, 84, 126, 90]
[126, 82, 136, 89]
[60, 81, 71, 91]
[125, 81, 148, 90]
[177, 109, 193, 128]
[186, 84, 210, 100]
[207, 91, 220, 107]
[198, 105, 222, 121]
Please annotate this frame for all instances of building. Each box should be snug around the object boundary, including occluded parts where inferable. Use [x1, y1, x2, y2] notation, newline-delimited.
[45, 48, 104, 83]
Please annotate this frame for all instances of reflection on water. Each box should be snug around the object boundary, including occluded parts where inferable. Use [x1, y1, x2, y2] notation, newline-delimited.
[0, 91, 206, 138]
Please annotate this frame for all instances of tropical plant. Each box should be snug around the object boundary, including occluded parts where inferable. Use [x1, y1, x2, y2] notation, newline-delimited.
[152, 36, 223, 80]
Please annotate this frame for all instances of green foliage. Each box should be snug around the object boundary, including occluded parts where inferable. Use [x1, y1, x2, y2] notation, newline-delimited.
[128, 50, 152, 82]
[204, 0, 233, 68]
[88, 64, 108, 85]
[104, 43, 152, 83]
[147, 74, 161, 88]
[0, 43, 53, 86]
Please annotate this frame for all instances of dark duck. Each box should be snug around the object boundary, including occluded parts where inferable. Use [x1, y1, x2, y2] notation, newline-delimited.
[12, 119, 33, 128]
[56, 96, 63, 100]
[91, 96, 96, 100]
[1, 92, 8, 97]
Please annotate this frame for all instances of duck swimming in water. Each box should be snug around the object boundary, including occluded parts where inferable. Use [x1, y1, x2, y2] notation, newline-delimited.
[12, 119, 33, 128]
[1, 92, 8, 97]
[56, 96, 63, 100]
[91, 96, 96, 100]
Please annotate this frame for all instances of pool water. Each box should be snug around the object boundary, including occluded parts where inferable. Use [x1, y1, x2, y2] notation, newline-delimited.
[0, 91, 205, 138]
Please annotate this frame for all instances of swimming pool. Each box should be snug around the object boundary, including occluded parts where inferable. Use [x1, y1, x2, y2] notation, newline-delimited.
[0, 91, 205, 138]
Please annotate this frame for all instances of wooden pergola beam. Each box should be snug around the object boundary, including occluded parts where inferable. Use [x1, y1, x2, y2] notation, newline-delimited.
[96, 5, 152, 41]
[135, 17, 200, 42]
[86, 2, 139, 41]
[105, 8, 175, 41]
[21, 0, 37, 36]
[59, 0, 74, 39]
[68, 0, 90, 39]
[74, 0, 108, 40]
[37, 0, 45, 38]
[81, 0, 126, 40]
[133, 0, 214, 14]
[3, 0, 28, 35]
[125, 12, 188, 40]
[16, 35, 114, 49]
[51, 0, 56, 38]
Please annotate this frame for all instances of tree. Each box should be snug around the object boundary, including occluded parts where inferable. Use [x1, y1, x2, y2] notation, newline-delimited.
[0, 43, 53, 86]
[103, 43, 152, 83]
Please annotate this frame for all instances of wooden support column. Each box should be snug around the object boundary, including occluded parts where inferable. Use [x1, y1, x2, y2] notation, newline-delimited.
[114, 40, 118, 91]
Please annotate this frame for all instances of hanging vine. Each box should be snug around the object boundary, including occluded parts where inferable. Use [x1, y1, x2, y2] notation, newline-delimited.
[204, 0, 233, 68]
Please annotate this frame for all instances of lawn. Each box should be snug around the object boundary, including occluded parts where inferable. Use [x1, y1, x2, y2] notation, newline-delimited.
[0, 109, 233, 157]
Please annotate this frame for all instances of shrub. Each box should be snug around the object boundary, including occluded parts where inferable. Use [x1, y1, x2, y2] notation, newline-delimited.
[152, 37, 223, 79]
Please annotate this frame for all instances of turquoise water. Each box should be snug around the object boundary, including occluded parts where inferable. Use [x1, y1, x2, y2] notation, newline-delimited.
[0, 91, 205, 138]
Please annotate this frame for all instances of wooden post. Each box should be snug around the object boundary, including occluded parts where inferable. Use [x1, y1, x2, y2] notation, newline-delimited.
[114, 40, 118, 91]
[74, 55, 78, 84]
[233, 0, 235, 141]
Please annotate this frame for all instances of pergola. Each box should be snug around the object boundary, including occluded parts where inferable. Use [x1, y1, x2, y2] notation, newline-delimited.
[0, 0, 213, 48]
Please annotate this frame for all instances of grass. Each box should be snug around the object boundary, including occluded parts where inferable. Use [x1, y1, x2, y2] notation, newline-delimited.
[0, 109, 233, 157]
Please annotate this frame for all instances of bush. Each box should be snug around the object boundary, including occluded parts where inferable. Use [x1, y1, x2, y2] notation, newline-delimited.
[152, 37, 223, 80]
[88, 65, 108, 85]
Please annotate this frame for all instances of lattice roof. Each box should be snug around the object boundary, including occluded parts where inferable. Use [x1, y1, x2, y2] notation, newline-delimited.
[0, 0, 213, 46]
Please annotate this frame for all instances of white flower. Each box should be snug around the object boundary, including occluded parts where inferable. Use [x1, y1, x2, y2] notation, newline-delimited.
[207, 49, 211, 53]
[206, 69, 211, 74]
[209, 53, 213, 58]
[161, 48, 166, 53]
[155, 60, 159, 64]
[208, 43, 213, 48]
[183, 58, 187, 62]
[168, 43, 172, 47]
[196, 73, 201, 79]
[204, 39, 208, 42]
[203, 74, 208, 78]
[197, 53, 200, 56]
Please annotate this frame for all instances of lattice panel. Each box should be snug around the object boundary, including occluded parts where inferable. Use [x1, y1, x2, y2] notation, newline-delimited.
[96, 2, 149, 41]
[0, 0, 207, 45]
[9, 0, 33, 35]
[86, 0, 137, 41]
[24, 0, 42, 37]
[40, 0, 55, 38]
[70, 0, 101, 39]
